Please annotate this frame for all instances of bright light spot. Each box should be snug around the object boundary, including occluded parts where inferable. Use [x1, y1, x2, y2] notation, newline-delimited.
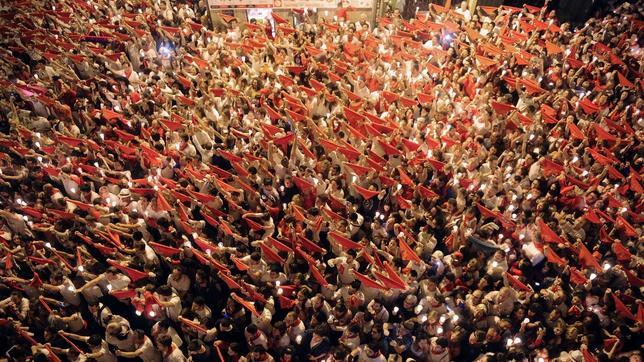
[513, 337, 521, 345]
[589, 273, 596, 281]
[492, 261, 499, 267]
[393, 306, 399, 314]
[45, 242, 52, 248]
[107, 284, 112, 291]
[572, 156, 579, 163]
[519, 234, 525, 240]
[603, 263, 611, 271]
[135, 310, 142, 316]
[523, 318, 530, 324]
[275, 281, 281, 287]
[421, 314, 428, 322]
[149, 311, 156, 317]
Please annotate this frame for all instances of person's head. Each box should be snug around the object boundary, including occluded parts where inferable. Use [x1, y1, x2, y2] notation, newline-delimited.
[156, 334, 173, 352]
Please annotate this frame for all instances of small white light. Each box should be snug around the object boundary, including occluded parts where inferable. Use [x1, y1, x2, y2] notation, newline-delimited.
[614, 184, 619, 189]
[572, 156, 579, 163]
[492, 261, 499, 267]
[393, 306, 399, 314]
[78, 266, 84, 272]
[192, 233, 198, 239]
[45, 242, 52, 248]
[149, 311, 156, 317]
[275, 281, 281, 287]
[603, 263, 611, 271]
[620, 207, 627, 213]
[282, 203, 287, 209]
[70, 187, 76, 193]
[439, 315, 446, 324]
[452, 315, 459, 322]
[135, 310, 142, 316]
[414, 305, 423, 314]
[421, 314, 428, 322]
[296, 335, 302, 344]
[67, 285, 76, 292]
[512, 213, 518, 220]
[513, 337, 521, 345]
[37, 156, 43, 162]
[519, 234, 525, 240]
[529, 134, 535, 141]
[508, 205, 515, 212]
[22, 215, 28, 221]
[218, 242, 223, 248]
[35, 141, 41, 148]
[589, 273, 597, 280]
[582, 170, 589, 176]
[107, 284, 113, 291]
[99, 133, 104, 140]
[506, 339, 513, 347]
[94, 162, 99, 168]
[380, 214, 385, 220]
[375, 211, 380, 218]
[206, 249, 212, 256]
[533, 148, 540, 154]
[538, 358, 545, 362]
[523, 318, 530, 324]
[437, 327, 443, 334]
[480, 183, 486, 190]
[498, 234, 504, 239]
[277, 288, 283, 295]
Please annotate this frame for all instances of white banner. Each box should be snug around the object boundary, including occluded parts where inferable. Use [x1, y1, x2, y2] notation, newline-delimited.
[209, 0, 371, 9]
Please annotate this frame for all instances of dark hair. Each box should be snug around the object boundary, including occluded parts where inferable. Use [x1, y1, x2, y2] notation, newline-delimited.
[157, 334, 173, 347]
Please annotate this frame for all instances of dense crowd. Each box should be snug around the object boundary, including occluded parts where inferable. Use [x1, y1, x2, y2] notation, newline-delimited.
[0, 0, 642, 361]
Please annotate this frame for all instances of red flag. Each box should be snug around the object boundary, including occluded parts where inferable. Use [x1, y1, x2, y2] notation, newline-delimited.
[612, 294, 636, 320]
[504, 272, 532, 292]
[259, 242, 285, 264]
[593, 124, 617, 142]
[399, 238, 421, 263]
[107, 259, 148, 282]
[616, 216, 637, 237]
[491, 101, 516, 115]
[579, 98, 601, 115]
[231, 256, 249, 271]
[578, 243, 602, 272]
[582, 349, 598, 362]
[156, 192, 172, 212]
[613, 242, 632, 262]
[231, 292, 260, 316]
[352, 270, 386, 290]
[353, 184, 379, 200]
[307, 261, 328, 287]
[217, 271, 241, 290]
[617, 72, 634, 88]
[328, 231, 362, 250]
[545, 41, 563, 55]
[293, 176, 315, 192]
[149, 242, 181, 257]
[544, 246, 566, 267]
[271, 13, 289, 24]
[538, 219, 565, 244]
